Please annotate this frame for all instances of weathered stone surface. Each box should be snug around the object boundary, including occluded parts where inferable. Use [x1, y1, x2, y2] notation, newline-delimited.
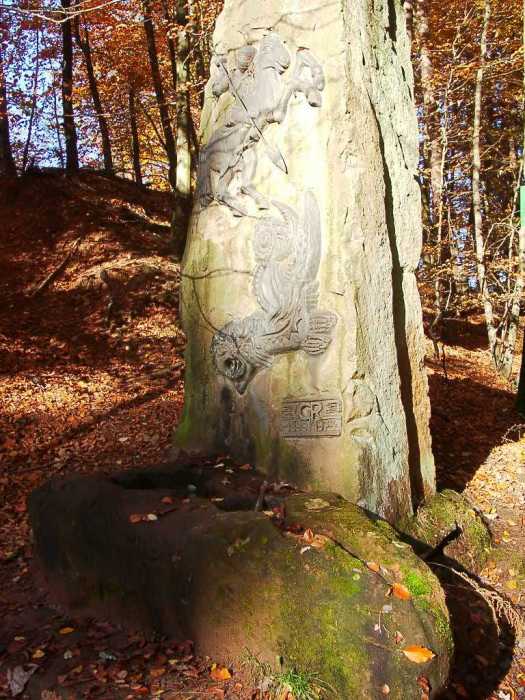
[175, 0, 434, 522]
[29, 473, 452, 698]
[398, 489, 492, 574]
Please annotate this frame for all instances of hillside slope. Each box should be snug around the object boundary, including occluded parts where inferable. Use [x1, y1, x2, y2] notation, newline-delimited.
[0, 171, 185, 556]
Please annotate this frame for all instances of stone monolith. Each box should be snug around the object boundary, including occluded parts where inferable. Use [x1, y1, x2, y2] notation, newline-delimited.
[175, 0, 435, 522]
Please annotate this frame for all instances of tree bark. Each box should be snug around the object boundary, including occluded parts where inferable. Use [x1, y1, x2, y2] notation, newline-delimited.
[74, 17, 113, 174]
[128, 86, 142, 186]
[174, 0, 191, 197]
[0, 37, 16, 177]
[161, 0, 192, 195]
[52, 73, 65, 168]
[142, 0, 177, 190]
[22, 25, 40, 172]
[472, 0, 497, 361]
[415, 0, 442, 234]
[415, 0, 447, 333]
[61, 0, 79, 172]
[515, 0, 525, 411]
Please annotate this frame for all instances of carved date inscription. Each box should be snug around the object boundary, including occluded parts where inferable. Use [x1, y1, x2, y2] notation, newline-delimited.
[280, 397, 342, 438]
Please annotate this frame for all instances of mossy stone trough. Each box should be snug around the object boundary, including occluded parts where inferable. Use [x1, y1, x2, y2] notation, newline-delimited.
[29, 473, 452, 698]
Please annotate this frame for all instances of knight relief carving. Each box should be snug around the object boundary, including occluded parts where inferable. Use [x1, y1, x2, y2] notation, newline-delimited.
[197, 32, 325, 215]
[211, 192, 337, 393]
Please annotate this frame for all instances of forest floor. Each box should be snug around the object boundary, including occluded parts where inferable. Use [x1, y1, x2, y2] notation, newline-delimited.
[1, 171, 525, 700]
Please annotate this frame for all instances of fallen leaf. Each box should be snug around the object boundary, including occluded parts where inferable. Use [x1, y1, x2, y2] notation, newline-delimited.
[210, 665, 231, 681]
[367, 561, 380, 573]
[7, 665, 38, 697]
[402, 646, 435, 663]
[303, 528, 315, 543]
[390, 583, 411, 600]
[150, 667, 165, 678]
[32, 648, 45, 659]
[59, 626, 75, 635]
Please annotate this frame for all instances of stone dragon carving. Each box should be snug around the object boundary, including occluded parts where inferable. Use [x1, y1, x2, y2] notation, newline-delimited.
[211, 192, 337, 393]
[197, 32, 325, 215]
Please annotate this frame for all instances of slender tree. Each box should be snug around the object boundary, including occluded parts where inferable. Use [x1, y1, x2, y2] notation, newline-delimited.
[61, 0, 79, 172]
[515, 0, 525, 412]
[142, 0, 177, 190]
[74, 15, 113, 174]
[162, 0, 192, 195]
[0, 32, 16, 177]
[128, 86, 142, 186]
[416, 0, 442, 231]
[472, 0, 497, 360]
[174, 0, 192, 197]
[21, 23, 40, 172]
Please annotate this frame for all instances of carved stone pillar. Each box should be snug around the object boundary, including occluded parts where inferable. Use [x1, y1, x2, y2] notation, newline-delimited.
[175, 0, 435, 522]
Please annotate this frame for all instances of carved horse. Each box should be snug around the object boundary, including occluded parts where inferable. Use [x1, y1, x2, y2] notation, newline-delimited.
[197, 33, 325, 214]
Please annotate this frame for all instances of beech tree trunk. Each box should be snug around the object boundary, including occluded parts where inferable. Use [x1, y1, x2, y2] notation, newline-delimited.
[52, 74, 65, 168]
[161, 0, 192, 195]
[22, 25, 40, 172]
[472, 0, 497, 361]
[174, 0, 191, 197]
[128, 86, 142, 186]
[61, 0, 79, 172]
[0, 39, 16, 177]
[175, 0, 435, 522]
[415, 0, 447, 331]
[142, 0, 177, 190]
[415, 0, 442, 236]
[74, 17, 113, 174]
[515, 0, 525, 410]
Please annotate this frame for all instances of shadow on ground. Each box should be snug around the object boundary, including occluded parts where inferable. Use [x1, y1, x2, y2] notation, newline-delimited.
[429, 371, 521, 492]
[432, 558, 515, 700]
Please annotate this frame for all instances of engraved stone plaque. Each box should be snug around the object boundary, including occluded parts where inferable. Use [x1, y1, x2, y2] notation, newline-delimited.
[280, 397, 343, 438]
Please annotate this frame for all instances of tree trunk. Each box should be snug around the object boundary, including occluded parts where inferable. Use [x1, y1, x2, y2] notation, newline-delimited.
[174, 0, 191, 197]
[472, 0, 497, 360]
[52, 73, 65, 168]
[0, 38, 16, 177]
[414, 0, 448, 336]
[515, 0, 525, 410]
[516, 328, 525, 414]
[74, 17, 113, 174]
[161, 0, 178, 93]
[142, 0, 177, 190]
[22, 25, 40, 172]
[128, 86, 142, 186]
[174, 0, 435, 522]
[161, 0, 192, 195]
[415, 0, 442, 233]
[61, 0, 79, 172]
